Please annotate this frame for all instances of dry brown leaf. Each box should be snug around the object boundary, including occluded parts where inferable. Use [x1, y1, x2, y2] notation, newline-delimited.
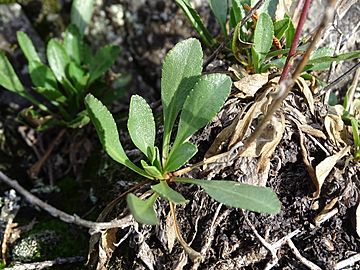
[324, 105, 346, 146]
[336, 0, 357, 19]
[299, 124, 327, 139]
[314, 197, 339, 226]
[234, 73, 269, 99]
[166, 210, 176, 252]
[296, 77, 315, 115]
[297, 125, 318, 194]
[96, 228, 118, 270]
[256, 114, 285, 181]
[314, 146, 350, 198]
[228, 64, 248, 80]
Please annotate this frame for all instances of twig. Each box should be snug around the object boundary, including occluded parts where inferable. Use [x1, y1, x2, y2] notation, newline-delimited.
[169, 202, 202, 261]
[334, 253, 360, 270]
[287, 239, 322, 270]
[315, 61, 360, 98]
[279, 0, 312, 82]
[0, 171, 133, 232]
[28, 128, 66, 183]
[5, 256, 84, 270]
[203, 0, 266, 68]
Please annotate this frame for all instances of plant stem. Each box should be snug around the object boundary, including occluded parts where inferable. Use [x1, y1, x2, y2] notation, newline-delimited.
[279, 0, 312, 82]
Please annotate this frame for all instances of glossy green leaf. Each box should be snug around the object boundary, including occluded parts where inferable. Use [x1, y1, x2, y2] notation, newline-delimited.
[47, 39, 70, 83]
[0, 53, 46, 109]
[304, 50, 360, 71]
[229, 0, 243, 28]
[165, 142, 197, 172]
[172, 74, 232, 151]
[70, 0, 95, 36]
[67, 61, 87, 91]
[85, 94, 150, 178]
[253, 13, 274, 59]
[127, 193, 159, 225]
[88, 45, 120, 85]
[209, 0, 228, 35]
[17, 31, 41, 63]
[175, 178, 281, 214]
[175, 0, 216, 48]
[285, 15, 295, 49]
[161, 38, 203, 161]
[151, 180, 188, 204]
[29, 61, 66, 105]
[128, 95, 155, 157]
[141, 160, 163, 179]
[273, 18, 289, 39]
[66, 110, 90, 128]
[64, 25, 82, 64]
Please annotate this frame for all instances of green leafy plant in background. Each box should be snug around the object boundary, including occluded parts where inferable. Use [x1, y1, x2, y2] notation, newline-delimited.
[0, 0, 127, 130]
[176, 0, 360, 74]
[341, 83, 360, 160]
[85, 38, 281, 227]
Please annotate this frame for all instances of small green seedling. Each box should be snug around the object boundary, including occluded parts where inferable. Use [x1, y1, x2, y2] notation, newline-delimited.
[85, 38, 281, 226]
[177, 0, 360, 74]
[342, 86, 360, 159]
[0, 0, 125, 130]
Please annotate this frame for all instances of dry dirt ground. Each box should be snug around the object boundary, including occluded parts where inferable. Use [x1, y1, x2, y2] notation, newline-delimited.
[0, 0, 359, 269]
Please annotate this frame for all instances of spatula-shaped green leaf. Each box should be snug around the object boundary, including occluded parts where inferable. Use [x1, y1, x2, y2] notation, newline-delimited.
[127, 193, 159, 225]
[85, 94, 151, 179]
[165, 142, 197, 172]
[209, 0, 228, 35]
[171, 74, 231, 152]
[175, 0, 216, 48]
[151, 180, 188, 204]
[47, 39, 70, 83]
[0, 53, 47, 111]
[70, 0, 95, 36]
[273, 17, 290, 39]
[141, 160, 163, 179]
[17, 31, 41, 63]
[304, 50, 360, 71]
[253, 13, 274, 61]
[175, 178, 281, 214]
[29, 61, 58, 91]
[128, 95, 155, 158]
[88, 45, 120, 85]
[64, 25, 82, 64]
[229, 0, 244, 28]
[285, 15, 295, 49]
[161, 38, 202, 160]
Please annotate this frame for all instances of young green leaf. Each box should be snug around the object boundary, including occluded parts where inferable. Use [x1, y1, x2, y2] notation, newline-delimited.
[165, 142, 197, 172]
[151, 181, 188, 204]
[171, 74, 232, 152]
[29, 61, 59, 91]
[127, 193, 159, 225]
[67, 61, 87, 91]
[253, 13, 274, 64]
[304, 50, 360, 71]
[64, 25, 82, 64]
[209, 0, 228, 35]
[66, 110, 90, 128]
[285, 15, 295, 49]
[88, 45, 120, 85]
[273, 17, 289, 39]
[175, 178, 281, 214]
[47, 39, 70, 83]
[151, 180, 188, 204]
[85, 94, 150, 179]
[175, 0, 216, 48]
[128, 95, 155, 158]
[0, 53, 46, 110]
[161, 38, 203, 161]
[17, 31, 41, 63]
[70, 0, 95, 36]
[141, 160, 163, 179]
[229, 0, 243, 28]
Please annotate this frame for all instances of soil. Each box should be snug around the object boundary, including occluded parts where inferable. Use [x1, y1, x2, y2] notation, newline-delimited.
[0, 0, 359, 270]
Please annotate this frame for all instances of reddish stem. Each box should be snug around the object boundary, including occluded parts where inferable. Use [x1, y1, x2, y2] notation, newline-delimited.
[279, 0, 312, 82]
